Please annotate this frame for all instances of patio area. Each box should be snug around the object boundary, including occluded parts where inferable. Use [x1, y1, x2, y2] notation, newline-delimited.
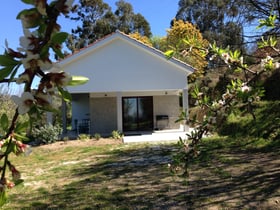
[122, 127, 193, 143]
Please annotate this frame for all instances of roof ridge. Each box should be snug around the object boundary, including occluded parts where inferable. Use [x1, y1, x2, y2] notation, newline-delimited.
[67, 31, 116, 56]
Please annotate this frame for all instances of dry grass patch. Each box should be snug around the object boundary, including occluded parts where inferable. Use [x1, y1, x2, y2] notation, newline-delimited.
[1, 137, 280, 209]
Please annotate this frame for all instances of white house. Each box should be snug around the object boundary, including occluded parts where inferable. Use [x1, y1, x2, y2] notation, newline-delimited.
[58, 30, 194, 136]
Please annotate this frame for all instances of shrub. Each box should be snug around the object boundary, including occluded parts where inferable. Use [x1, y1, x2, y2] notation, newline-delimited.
[32, 124, 62, 144]
[111, 130, 123, 140]
[94, 133, 101, 140]
[78, 134, 91, 140]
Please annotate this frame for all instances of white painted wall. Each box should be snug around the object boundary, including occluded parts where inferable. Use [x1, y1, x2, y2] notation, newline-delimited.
[61, 35, 191, 93]
[58, 32, 194, 134]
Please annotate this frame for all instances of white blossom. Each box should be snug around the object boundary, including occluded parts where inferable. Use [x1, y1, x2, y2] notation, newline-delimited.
[18, 36, 33, 52]
[18, 30, 34, 52]
[212, 101, 219, 108]
[16, 73, 30, 84]
[21, 52, 40, 69]
[274, 62, 280, 69]
[241, 84, 251, 92]
[35, 92, 51, 106]
[38, 59, 53, 71]
[222, 92, 231, 100]
[221, 53, 230, 64]
[36, 0, 47, 16]
[20, 15, 31, 29]
[240, 56, 244, 65]
[197, 92, 203, 97]
[209, 54, 216, 61]
[218, 100, 225, 106]
[12, 92, 35, 114]
[261, 56, 273, 68]
[18, 29, 36, 52]
[60, 72, 72, 86]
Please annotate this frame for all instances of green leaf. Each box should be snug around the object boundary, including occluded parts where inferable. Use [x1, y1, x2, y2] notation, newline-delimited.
[15, 121, 29, 133]
[58, 87, 72, 102]
[16, 9, 41, 28]
[0, 114, 9, 131]
[21, 0, 35, 5]
[182, 38, 190, 45]
[257, 14, 276, 29]
[67, 76, 89, 86]
[16, 8, 37, 19]
[0, 190, 7, 207]
[51, 32, 69, 44]
[164, 50, 174, 59]
[0, 55, 20, 67]
[14, 179, 24, 186]
[40, 45, 50, 59]
[39, 104, 60, 114]
[0, 66, 14, 80]
[51, 46, 65, 59]
[4, 142, 16, 156]
[9, 64, 21, 83]
[14, 133, 29, 142]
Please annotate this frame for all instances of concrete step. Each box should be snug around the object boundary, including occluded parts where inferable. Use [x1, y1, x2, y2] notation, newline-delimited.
[123, 129, 193, 143]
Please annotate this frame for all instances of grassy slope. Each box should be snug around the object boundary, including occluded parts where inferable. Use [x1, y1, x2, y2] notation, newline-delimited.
[219, 101, 280, 140]
[1, 136, 279, 209]
[1, 101, 279, 209]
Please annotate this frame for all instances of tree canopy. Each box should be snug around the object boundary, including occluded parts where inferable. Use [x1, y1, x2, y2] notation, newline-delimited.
[129, 32, 152, 47]
[175, 0, 247, 49]
[67, 0, 151, 52]
[175, 0, 280, 49]
[161, 19, 209, 81]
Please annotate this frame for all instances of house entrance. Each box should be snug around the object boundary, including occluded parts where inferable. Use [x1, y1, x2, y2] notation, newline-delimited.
[122, 96, 153, 132]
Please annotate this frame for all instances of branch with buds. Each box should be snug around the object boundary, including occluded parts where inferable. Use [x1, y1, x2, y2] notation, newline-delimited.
[169, 14, 279, 177]
[0, 0, 87, 205]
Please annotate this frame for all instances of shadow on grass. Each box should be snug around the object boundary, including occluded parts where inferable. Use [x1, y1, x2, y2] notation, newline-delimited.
[7, 139, 280, 210]
[219, 101, 280, 141]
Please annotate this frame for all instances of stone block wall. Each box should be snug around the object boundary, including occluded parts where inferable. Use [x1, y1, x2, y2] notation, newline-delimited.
[153, 95, 180, 130]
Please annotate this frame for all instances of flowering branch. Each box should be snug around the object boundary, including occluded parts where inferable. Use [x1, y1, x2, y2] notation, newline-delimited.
[0, 0, 88, 206]
[169, 14, 279, 176]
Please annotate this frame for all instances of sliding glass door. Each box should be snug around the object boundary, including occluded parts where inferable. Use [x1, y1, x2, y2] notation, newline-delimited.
[122, 97, 153, 132]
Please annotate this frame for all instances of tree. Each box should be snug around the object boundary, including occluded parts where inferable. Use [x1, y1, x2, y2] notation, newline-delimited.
[129, 32, 152, 47]
[175, 0, 247, 50]
[67, 0, 114, 51]
[163, 19, 209, 80]
[67, 0, 152, 52]
[115, 0, 151, 37]
[246, 0, 280, 24]
[244, 0, 280, 47]
[150, 36, 166, 50]
[168, 14, 280, 176]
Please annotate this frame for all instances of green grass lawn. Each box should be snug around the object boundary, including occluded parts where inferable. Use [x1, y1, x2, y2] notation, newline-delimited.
[2, 136, 280, 210]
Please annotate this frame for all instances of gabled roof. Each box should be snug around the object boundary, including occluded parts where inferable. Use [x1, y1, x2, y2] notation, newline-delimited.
[59, 30, 194, 75]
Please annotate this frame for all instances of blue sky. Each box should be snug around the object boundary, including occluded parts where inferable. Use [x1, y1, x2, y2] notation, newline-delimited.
[0, 1, 178, 51]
